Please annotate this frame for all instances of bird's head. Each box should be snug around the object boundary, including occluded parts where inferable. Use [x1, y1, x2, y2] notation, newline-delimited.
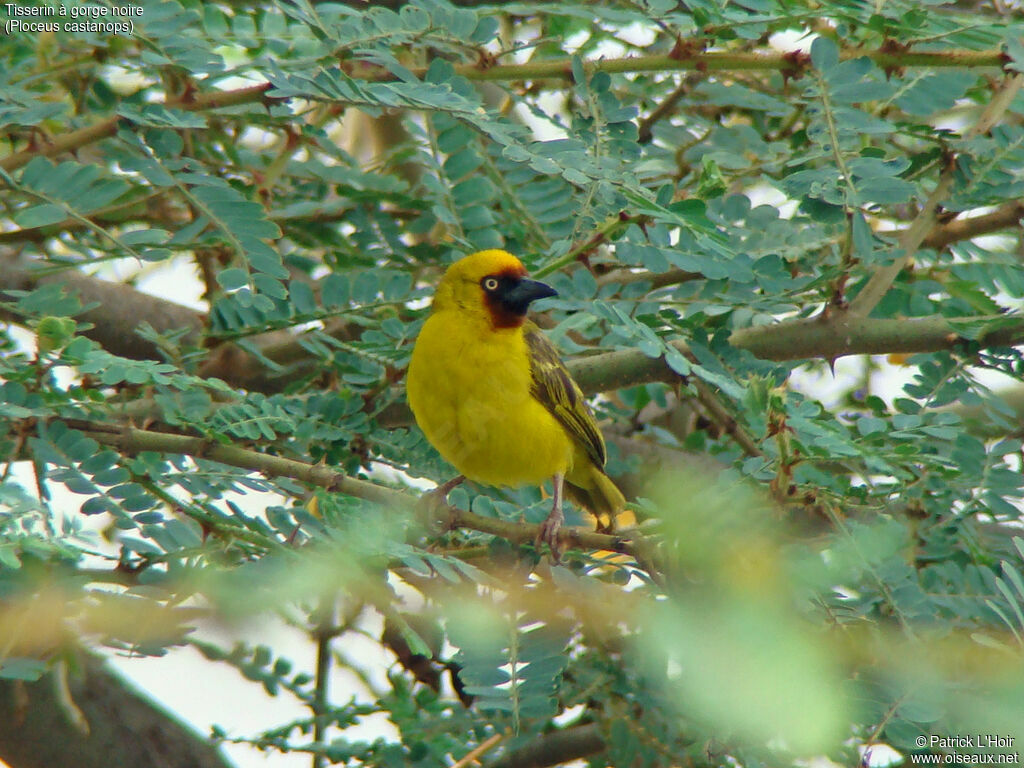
[432, 249, 557, 329]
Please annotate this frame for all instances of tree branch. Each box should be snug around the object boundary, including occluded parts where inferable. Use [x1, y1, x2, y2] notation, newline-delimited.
[691, 379, 764, 457]
[68, 419, 405, 508]
[0, 652, 233, 768]
[557, 313, 1023, 400]
[922, 200, 1024, 250]
[451, 48, 1005, 83]
[0, 84, 273, 174]
[726, 312, 1024, 362]
[636, 73, 704, 144]
[595, 266, 701, 289]
[0, 48, 1006, 175]
[0, 258, 205, 360]
[46, 419, 648, 559]
[849, 73, 1024, 316]
[487, 723, 605, 768]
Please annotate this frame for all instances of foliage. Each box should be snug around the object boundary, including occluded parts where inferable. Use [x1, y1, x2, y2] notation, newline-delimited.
[2, 0, 1024, 766]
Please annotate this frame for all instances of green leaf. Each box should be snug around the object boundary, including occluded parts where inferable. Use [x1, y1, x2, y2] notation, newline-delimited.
[14, 203, 66, 228]
[118, 104, 208, 128]
[810, 37, 839, 71]
[217, 268, 250, 291]
[857, 416, 887, 435]
[0, 658, 47, 681]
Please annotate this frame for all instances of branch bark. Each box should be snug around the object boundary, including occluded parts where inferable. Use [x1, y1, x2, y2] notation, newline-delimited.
[446, 47, 1006, 82]
[566, 313, 1024, 398]
[0, 258, 204, 360]
[922, 200, 1024, 250]
[487, 723, 605, 768]
[0, 653, 233, 768]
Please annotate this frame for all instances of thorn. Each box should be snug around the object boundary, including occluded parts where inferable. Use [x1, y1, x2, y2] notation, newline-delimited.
[476, 49, 498, 70]
[668, 36, 706, 61]
[781, 50, 811, 86]
[878, 39, 909, 79]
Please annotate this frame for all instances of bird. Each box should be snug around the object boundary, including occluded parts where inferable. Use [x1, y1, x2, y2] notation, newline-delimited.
[405, 249, 625, 555]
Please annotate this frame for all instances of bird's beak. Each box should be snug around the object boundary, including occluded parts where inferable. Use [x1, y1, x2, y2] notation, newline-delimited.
[507, 278, 557, 308]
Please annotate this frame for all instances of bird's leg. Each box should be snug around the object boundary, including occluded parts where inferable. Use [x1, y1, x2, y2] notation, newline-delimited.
[537, 472, 564, 561]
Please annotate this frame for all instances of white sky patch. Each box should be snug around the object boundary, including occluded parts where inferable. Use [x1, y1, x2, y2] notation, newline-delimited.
[237, 124, 281, 151]
[861, 742, 904, 767]
[564, 29, 590, 54]
[515, 91, 570, 143]
[745, 182, 799, 219]
[126, 255, 208, 311]
[788, 353, 1024, 415]
[769, 29, 817, 53]
[372, 461, 434, 491]
[405, 293, 432, 311]
[100, 64, 155, 94]
[104, 617, 399, 768]
[552, 702, 586, 726]
[788, 356, 867, 410]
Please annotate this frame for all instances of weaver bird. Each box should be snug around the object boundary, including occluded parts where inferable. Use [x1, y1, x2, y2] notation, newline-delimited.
[406, 249, 625, 554]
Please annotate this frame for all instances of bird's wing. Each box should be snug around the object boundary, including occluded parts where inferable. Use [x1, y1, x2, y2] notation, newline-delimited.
[523, 321, 606, 468]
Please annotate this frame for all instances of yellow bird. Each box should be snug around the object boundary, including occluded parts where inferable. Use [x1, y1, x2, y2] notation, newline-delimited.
[406, 249, 625, 552]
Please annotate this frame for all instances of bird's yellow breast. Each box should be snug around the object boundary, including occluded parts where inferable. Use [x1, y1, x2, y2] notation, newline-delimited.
[406, 309, 573, 487]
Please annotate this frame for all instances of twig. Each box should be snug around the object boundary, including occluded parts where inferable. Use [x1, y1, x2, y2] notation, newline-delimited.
[922, 200, 1024, 250]
[0, 48, 1006, 176]
[595, 267, 701, 289]
[447, 48, 1005, 83]
[311, 597, 337, 768]
[451, 732, 505, 768]
[637, 74, 703, 144]
[691, 379, 764, 458]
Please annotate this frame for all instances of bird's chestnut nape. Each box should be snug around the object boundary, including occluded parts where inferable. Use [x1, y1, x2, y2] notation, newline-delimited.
[480, 271, 558, 328]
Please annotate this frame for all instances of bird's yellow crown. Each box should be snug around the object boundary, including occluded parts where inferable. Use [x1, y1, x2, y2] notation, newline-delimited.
[432, 249, 528, 314]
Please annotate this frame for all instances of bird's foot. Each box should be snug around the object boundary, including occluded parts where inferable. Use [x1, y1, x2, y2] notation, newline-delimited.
[536, 506, 564, 563]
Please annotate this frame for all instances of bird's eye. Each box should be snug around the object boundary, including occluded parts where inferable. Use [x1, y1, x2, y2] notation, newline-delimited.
[482, 277, 500, 292]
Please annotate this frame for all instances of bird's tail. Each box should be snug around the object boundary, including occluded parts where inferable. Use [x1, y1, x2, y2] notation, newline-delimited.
[566, 464, 629, 533]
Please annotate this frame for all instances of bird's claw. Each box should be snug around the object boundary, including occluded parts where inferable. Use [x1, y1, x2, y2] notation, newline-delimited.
[536, 509, 564, 563]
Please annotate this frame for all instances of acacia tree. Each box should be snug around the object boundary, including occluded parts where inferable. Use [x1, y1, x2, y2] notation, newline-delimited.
[3, 1, 1024, 767]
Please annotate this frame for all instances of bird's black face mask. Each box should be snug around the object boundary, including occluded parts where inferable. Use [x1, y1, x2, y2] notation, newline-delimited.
[481, 273, 557, 328]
